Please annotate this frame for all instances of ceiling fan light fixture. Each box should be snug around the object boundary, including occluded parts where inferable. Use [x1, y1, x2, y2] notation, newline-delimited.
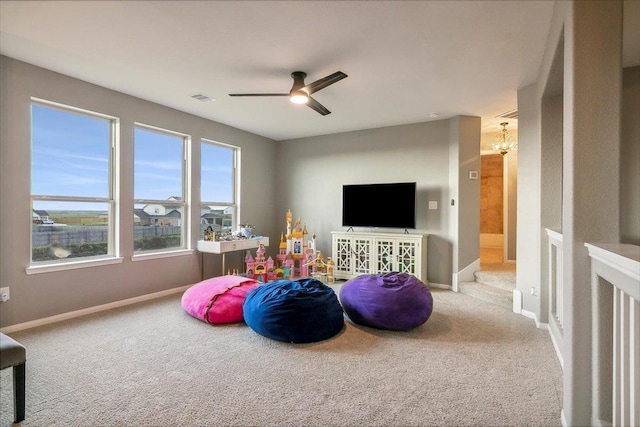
[229, 70, 347, 116]
[290, 91, 309, 104]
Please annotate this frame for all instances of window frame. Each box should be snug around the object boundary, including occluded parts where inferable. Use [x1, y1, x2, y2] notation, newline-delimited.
[199, 139, 240, 238]
[27, 98, 121, 273]
[132, 123, 191, 257]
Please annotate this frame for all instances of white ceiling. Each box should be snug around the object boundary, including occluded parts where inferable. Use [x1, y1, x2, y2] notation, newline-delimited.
[1, 1, 638, 141]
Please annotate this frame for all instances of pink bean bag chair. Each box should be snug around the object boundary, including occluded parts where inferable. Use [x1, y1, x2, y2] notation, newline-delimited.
[181, 275, 260, 324]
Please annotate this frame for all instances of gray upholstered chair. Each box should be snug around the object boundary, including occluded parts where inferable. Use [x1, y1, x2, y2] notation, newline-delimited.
[0, 332, 26, 423]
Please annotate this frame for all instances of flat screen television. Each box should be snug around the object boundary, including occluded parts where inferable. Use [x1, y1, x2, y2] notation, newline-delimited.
[342, 182, 416, 229]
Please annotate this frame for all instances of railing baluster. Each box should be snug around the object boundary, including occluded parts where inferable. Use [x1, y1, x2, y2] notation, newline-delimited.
[613, 287, 621, 426]
[557, 248, 563, 326]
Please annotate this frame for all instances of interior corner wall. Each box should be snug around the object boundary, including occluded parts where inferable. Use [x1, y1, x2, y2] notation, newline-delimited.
[0, 56, 278, 328]
[621, 66, 640, 244]
[448, 121, 461, 278]
[453, 116, 481, 273]
[275, 119, 454, 285]
[505, 151, 518, 261]
[516, 83, 542, 317]
[448, 116, 481, 289]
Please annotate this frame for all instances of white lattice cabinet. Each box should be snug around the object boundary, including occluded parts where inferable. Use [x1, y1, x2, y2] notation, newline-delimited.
[331, 231, 427, 282]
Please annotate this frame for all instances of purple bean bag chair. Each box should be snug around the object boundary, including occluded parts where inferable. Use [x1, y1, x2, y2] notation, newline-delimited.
[182, 275, 260, 325]
[340, 272, 433, 331]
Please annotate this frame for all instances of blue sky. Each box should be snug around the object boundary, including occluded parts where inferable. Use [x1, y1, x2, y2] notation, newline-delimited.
[32, 104, 110, 199]
[32, 104, 233, 211]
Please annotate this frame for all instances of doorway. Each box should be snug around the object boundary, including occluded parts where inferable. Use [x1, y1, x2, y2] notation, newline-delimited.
[480, 154, 505, 267]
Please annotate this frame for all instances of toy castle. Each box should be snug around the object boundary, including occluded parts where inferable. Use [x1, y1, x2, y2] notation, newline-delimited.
[244, 243, 276, 282]
[276, 209, 317, 279]
[245, 209, 334, 282]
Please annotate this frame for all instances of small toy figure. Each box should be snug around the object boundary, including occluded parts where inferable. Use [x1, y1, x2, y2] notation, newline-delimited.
[305, 251, 326, 273]
[304, 251, 329, 282]
[326, 257, 335, 283]
[204, 226, 215, 241]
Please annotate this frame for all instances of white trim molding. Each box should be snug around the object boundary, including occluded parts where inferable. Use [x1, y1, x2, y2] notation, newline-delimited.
[513, 289, 523, 313]
[452, 258, 480, 293]
[0, 284, 191, 334]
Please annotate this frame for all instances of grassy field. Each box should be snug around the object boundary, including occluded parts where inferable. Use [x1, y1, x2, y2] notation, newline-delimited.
[47, 210, 108, 218]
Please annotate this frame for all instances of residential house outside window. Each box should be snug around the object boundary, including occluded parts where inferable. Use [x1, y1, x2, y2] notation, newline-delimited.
[200, 139, 239, 239]
[30, 99, 118, 265]
[134, 125, 189, 253]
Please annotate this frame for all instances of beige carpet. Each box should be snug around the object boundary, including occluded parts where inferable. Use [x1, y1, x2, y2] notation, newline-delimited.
[0, 286, 562, 427]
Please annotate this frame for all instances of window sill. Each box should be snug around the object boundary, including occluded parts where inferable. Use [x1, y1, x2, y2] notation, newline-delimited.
[131, 249, 194, 262]
[26, 257, 124, 275]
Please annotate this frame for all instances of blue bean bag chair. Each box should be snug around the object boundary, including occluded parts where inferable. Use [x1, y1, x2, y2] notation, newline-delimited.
[243, 278, 344, 343]
[340, 272, 433, 331]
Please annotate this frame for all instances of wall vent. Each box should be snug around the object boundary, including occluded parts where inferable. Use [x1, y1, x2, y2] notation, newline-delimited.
[191, 93, 215, 102]
[496, 109, 518, 119]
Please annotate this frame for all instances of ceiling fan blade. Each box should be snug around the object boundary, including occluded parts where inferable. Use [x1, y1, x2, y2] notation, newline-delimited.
[229, 93, 289, 97]
[306, 96, 331, 115]
[303, 71, 347, 95]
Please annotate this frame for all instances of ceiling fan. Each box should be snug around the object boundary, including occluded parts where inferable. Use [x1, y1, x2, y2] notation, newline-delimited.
[229, 71, 347, 116]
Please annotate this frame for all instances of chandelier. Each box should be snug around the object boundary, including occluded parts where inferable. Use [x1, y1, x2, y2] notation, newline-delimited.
[492, 122, 517, 156]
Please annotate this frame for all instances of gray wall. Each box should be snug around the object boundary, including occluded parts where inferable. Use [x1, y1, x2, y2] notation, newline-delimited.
[516, 82, 542, 315]
[275, 118, 477, 286]
[449, 116, 481, 278]
[621, 66, 640, 244]
[0, 56, 279, 328]
[505, 152, 518, 261]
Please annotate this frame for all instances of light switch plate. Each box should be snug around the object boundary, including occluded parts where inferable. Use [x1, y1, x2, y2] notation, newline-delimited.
[428, 201, 438, 210]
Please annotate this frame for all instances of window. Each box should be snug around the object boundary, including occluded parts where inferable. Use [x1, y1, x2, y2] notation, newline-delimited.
[30, 100, 118, 266]
[200, 139, 239, 240]
[134, 125, 189, 253]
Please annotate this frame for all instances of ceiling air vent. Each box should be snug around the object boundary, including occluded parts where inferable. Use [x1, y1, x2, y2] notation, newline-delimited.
[496, 109, 518, 119]
[191, 93, 215, 102]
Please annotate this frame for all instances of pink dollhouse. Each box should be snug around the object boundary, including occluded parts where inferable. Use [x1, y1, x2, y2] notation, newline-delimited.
[244, 244, 276, 282]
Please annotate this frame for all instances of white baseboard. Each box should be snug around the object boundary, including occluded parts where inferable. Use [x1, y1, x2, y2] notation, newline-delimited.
[452, 258, 480, 293]
[548, 326, 564, 369]
[0, 284, 191, 334]
[520, 308, 549, 331]
[512, 289, 522, 313]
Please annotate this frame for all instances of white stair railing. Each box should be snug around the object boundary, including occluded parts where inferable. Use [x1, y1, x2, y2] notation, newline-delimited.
[586, 243, 640, 427]
[546, 229, 564, 367]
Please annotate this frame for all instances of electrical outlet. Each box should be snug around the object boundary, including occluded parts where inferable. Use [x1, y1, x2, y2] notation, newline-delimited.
[530, 287, 537, 296]
[0, 287, 9, 302]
